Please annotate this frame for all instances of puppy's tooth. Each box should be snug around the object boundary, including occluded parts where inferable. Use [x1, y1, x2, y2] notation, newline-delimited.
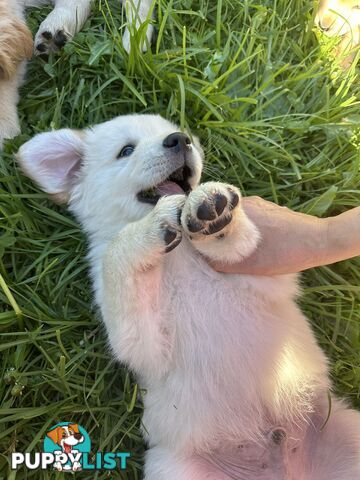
[205, 214, 232, 235]
[215, 193, 228, 216]
[229, 191, 239, 210]
[187, 218, 203, 233]
[197, 202, 216, 221]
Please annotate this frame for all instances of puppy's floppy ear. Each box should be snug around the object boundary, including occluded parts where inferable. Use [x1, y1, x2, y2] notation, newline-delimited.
[17, 130, 84, 203]
[0, 17, 33, 80]
[46, 427, 62, 446]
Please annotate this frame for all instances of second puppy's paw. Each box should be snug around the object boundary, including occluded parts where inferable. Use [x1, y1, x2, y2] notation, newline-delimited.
[34, 3, 91, 57]
[34, 28, 69, 57]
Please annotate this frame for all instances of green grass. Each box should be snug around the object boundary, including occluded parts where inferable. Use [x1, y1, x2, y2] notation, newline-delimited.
[0, 0, 359, 478]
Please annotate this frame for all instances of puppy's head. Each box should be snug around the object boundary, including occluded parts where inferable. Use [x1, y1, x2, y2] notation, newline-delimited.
[315, 0, 360, 37]
[0, 16, 33, 80]
[46, 424, 84, 453]
[17, 114, 204, 239]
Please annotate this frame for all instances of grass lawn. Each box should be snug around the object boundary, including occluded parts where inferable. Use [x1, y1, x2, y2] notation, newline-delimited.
[0, 0, 359, 478]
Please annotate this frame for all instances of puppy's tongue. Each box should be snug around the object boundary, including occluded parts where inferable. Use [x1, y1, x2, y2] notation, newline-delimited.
[156, 181, 184, 196]
[63, 443, 72, 454]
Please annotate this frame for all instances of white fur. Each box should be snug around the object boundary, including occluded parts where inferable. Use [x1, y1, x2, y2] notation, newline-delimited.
[17, 114, 360, 479]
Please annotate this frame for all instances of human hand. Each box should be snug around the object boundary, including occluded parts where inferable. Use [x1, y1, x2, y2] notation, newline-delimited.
[210, 196, 360, 275]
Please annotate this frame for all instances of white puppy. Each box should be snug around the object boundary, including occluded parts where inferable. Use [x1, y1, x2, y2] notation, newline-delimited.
[18, 114, 360, 479]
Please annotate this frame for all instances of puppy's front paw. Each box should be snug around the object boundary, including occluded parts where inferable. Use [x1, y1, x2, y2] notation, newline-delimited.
[181, 182, 240, 239]
[151, 195, 185, 253]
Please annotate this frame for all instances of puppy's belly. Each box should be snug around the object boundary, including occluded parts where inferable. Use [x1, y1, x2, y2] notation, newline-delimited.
[198, 442, 288, 480]
[145, 245, 329, 452]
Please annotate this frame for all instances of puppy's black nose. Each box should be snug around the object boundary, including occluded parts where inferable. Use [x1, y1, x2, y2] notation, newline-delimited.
[163, 132, 191, 151]
[74, 433, 82, 440]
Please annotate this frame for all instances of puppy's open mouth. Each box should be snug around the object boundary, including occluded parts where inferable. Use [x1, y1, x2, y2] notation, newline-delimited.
[137, 165, 193, 205]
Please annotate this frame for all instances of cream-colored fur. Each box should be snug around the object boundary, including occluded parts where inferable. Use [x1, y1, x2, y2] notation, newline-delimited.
[0, 0, 33, 148]
[315, 0, 360, 67]
[17, 114, 360, 479]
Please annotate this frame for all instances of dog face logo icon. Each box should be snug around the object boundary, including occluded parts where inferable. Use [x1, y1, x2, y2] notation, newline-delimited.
[46, 424, 84, 454]
[44, 422, 90, 472]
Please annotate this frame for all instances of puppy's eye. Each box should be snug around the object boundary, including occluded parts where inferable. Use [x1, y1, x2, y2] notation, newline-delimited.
[118, 145, 135, 158]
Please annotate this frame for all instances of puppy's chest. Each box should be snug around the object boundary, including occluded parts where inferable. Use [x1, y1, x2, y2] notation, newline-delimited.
[160, 246, 288, 370]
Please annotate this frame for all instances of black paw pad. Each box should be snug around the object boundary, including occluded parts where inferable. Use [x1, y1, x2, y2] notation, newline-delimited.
[205, 215, 232, 235]
[54, 30, 68, 48]
[215, 193, 227, 216]
[36, 43, 47, 53]
[271, 429, 286, 445]
[229, 191, 239, 210]
[187, 218, 203, 233]
[42, 31, 52, 40]
[197, 201, 216, 221]
[165, 235, 182, 253]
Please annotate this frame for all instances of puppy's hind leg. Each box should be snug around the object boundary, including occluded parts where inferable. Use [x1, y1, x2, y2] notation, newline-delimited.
[34, 0, 92, 56]
[102, 195, 185, 379]
[305, 399, 360, 480]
